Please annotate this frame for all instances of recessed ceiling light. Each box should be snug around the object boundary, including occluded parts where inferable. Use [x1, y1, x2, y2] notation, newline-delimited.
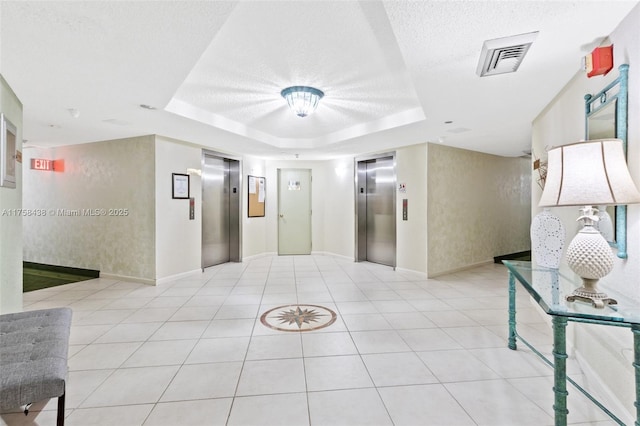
[140, 104, 156, 110]
[444, 120, 453, 124]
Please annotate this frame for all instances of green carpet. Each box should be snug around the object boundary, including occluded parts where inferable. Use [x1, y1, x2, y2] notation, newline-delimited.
[23, 262, 99, 292]
[493, 251, 532, 264]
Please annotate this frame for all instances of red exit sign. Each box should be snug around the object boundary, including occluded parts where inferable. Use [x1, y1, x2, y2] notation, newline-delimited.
[30, 158, 64, 172]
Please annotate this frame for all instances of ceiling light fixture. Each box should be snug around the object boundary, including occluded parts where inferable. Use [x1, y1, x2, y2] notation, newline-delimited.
[281, 86, 324, 117]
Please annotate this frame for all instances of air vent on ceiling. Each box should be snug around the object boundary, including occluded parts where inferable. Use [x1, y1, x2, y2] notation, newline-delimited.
[476, 31, 538, 77]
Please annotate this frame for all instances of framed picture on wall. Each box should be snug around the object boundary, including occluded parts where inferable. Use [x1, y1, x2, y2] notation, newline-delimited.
[0, 113, 17, 189]
[248, 175, 265, 217]
[172, 173, 189, 199]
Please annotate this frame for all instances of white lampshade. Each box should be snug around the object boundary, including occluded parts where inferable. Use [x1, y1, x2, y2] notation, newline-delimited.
[537, 139, 640, 308]
[539, 139, 640, 207]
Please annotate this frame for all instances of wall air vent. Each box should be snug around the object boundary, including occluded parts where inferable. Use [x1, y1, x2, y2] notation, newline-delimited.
[476, 31, 538, 77]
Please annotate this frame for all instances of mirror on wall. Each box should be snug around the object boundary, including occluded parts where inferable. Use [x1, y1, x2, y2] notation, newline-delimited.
[588, 100, 616, 139]
[585, 64, 629, 258]
[587, 98, 616, 244]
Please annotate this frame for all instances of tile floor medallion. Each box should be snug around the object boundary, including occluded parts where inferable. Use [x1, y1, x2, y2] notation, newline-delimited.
[260, 304, 337, 332]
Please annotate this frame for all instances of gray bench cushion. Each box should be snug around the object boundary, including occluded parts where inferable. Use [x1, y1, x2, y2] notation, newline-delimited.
[0, 308, 72, 411]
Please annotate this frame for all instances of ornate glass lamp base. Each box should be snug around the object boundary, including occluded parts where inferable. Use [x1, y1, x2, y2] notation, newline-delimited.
[566, 284, 617, 309]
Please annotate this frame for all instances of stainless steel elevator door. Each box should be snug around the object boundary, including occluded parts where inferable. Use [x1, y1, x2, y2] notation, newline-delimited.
[362, 157, 396, 267]
[202, 155, 230, 267]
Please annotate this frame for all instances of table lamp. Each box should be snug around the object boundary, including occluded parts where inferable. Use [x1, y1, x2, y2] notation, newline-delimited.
[538, 139, 640, 308]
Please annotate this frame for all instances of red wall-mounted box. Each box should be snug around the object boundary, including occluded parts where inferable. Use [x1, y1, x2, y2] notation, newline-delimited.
[586, 45, 613, 78]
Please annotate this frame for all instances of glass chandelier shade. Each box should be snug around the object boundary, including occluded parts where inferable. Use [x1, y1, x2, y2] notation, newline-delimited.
[280, 86, 324, 117]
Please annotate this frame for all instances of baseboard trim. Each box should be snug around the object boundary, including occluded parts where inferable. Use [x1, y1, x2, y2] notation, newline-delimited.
[427, 259, 494, 278]
[311, 251, 354, 262]
[99, 268, 202, 286]
[99, 272, 156, 285]
[155, 269, 203, 285]
[395, 267, 428, 279]
[242, 252, 355, 262]
[241, 252, 278, 263]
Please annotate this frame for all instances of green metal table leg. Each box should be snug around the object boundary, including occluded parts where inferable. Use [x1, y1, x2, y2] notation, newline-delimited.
[508, 272, 517, 350]
[552, 316, 569, 426]
[632, 325, 640, 426]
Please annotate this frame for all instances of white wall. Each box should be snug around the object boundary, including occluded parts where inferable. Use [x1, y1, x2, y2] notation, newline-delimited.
[154, 136, 202, 281]
[23, 136, 157, 282]
[0, 75, 23, 313]
[243, 155, 268, 258]
[427, 142, 531, 277]
[264, 159, 355, 258]
[318, 157, 354, 259]
[531, 4, 640, 419]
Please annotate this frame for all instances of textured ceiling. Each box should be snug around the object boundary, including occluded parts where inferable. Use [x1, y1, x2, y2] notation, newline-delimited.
[167, 1, 423, 149]
[1, 1, 638, 160]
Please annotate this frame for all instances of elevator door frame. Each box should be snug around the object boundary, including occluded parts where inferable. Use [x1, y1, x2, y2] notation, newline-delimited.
[355, 152, 397, 268]
[201, 150, 242, 269]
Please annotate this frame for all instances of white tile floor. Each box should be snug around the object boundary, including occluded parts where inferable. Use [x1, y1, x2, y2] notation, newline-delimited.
[1, 255, 623, 425]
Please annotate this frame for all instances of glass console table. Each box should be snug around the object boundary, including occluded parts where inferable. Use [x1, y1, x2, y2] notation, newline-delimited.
[503, 260, 640, 426]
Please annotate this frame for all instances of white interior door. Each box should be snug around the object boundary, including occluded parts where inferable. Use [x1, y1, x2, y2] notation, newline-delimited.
[278, 168, 311, 255]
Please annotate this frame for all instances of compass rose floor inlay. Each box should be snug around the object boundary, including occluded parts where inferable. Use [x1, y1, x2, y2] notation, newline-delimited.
[260, 304, 337, 332]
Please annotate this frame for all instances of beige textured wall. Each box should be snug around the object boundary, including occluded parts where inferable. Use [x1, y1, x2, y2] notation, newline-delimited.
[427, 143, 531, 276]
[23, 136, 156, 281]
[0, 75, 23, 313]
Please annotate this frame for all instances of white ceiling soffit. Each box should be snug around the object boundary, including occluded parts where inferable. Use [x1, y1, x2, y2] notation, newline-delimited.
[477, 32, 539, 77]
[165, 1, 424, 149]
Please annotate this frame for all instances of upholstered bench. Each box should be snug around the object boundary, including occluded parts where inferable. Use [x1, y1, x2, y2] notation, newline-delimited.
[0, 307, 72, 426]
